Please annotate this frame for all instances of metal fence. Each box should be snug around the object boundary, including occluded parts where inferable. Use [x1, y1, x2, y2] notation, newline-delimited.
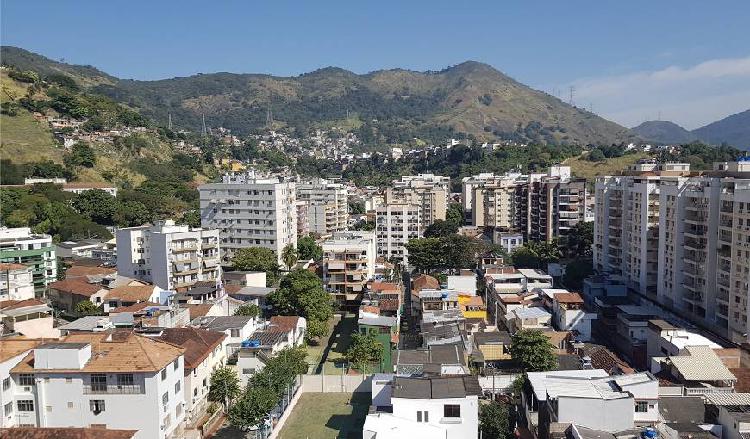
[246, 375, 302, 439]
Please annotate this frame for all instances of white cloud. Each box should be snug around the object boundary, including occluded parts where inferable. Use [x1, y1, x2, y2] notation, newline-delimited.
[568, 56, 750, 129]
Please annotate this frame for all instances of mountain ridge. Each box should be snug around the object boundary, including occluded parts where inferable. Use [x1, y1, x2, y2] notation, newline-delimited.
[1, 46, 634, 146]
[632, 110, 750, 150]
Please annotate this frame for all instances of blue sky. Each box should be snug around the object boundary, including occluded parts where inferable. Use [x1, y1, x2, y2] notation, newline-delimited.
[3, 1, 749, 129]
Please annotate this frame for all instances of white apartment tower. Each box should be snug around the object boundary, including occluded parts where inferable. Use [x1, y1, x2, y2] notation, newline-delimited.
[376, 204, 422, 264]
[116, 220, 221, 291]
[321, 231, 376, 303]
[595, 160, 750, 343]
[386, 174, 449, 227]
[199, 172, 297, 264]
[297, 178, 349, 235]
[0, 228, 56, 296]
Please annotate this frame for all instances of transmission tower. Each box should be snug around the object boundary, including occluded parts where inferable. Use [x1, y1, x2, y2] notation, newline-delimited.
[568, 86, 575, 106]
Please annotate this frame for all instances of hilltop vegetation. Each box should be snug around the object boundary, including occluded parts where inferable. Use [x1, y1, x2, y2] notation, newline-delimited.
[2, 46, 634, 147]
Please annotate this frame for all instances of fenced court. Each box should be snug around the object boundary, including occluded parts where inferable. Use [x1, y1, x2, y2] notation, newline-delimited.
[274, 392, 371, 439]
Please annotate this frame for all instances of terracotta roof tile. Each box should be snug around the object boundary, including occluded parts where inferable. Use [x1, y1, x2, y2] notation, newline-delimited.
[412, 274, 439, 293]
[0, 427, 137, 439]
[0, 338, 45, 363]
[361, 306, 380, 315]
[554, 292, 585, 304]
[269, 316, 300, 333]
[110, 301, 161, 314]
[0, 299, 47, 311]
[11, 331, 184, 374]
[104, 285, 155, 303]
[378, 299, 400, 311]
[186, 304, 214, 320]
[49, 278, 102, 297]
[157, 327, 226, 373]
[65, 265, 116, 278]
[369, 282, 400, 293]
[0, 263, 29, 271]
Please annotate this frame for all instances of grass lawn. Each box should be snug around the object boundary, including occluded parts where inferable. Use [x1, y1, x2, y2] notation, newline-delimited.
[321, 314, 357, 375]
[564, 152, 649, 181]
[277, 392, 371, 439]
[305, 316, 338, 373]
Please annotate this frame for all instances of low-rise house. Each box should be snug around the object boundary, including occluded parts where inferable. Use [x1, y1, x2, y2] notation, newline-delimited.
[416, 289, 459, 316]
[459, 295, 486, 321]
[48, 278, 107, 312]
[394, 344, 469, 376]
[363, 375, 481, 439]
[411, 274, 439, 295]
[103, 285, 166, 313]
[55, 239, 107, 259]
[0, 299, 60, 338]
[6, 332, 185, 439]
[223, 271, 267, 288]
[545, 291, 596, 342]
[267, 316, 307, 347]
[156, 327, 227, 422]
[524, 370, 658, 438]
[228, 285, 276, 310]
[470, 330, 512, 369]
[651, 345, 736, 394]
[447, 272, 477, 296]
[0, 263, 35, 301]
[505, 307, 552, 333]
[190, 316, 257, 357]
[0, 338, 45, 428]
[236, 316, 306, 382]
[0, 427, 137, 438]
[705, 393, 750, 439]
[646, 320, 722, 359]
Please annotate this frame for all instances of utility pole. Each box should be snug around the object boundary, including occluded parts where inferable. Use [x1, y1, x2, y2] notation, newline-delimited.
[168, 113, 172, 130]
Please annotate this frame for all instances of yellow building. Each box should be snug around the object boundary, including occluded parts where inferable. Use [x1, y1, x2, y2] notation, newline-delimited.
[459, 295, 487, 320]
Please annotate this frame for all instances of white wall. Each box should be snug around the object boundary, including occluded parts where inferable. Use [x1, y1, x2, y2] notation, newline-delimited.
[391, 396, 478, 439]
[447, 275, 476, 296]
[556, 396, 634, 432]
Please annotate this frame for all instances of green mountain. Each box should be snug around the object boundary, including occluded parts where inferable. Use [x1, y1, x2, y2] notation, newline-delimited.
[1, 46, 635, 146]
[631, 120, 697, 144]
[693, 109, 750, 150]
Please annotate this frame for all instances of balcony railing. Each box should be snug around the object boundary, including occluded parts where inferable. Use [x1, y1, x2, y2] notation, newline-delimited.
[83, 384, 145, 394]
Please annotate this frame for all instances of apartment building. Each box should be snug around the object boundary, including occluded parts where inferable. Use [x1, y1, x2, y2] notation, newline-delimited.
[463, 167, 587, 248]
[594, 160, 750, 343]
[198, 171, 297, 265]
[321, 231, 376, 302]
[5, 332, 185, 439]
[116, 220, 221, 292]
[386, 174, 449, 227]
[0, 228, 56, 296]
[296, 178, 349, 234]
[0, 263, 35, 301]
[375, 204, 422, 264]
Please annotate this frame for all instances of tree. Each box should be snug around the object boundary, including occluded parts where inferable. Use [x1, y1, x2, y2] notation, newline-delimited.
[510, 246, 542, 269]
[234, 303, 260, 318]
[297, 235, 322, 261]
[177, 209, 201, 228]
[306, 318, 330, 341]
[65, 142, 96, 168]
[231, 247, 279, 286]
[567, 222, 594, 257]
[348, 201, 366, 214]
[510, 329, 557, 372]
[480, 401, 511, 439]
[423, 219, 458, 238]
[346, 333, 384, 374]
[74, 300, 99, 316]
[71, 189, 117, 225]
[208, 366, 241, 413]
[268, 269, 333, 341]
[446, 203, 464, 227]
[563, 258, 594, 290]
[114, 200, 152, 227]
[228, 383, 277, 429]
[352, 220, 375, 231]
[587, 148, 606, 162]
[441, 234, 481, 271]
[405, 238, 444, 272]
[528, 240, 562, 266]
[281, 243, 298, 270]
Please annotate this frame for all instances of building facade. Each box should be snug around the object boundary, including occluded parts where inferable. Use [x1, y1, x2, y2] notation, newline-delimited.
[0, 264, 35, 302]
[321, 232, 376, 302]
[116, 220, 221, 292]
[0, 228, 56, 296]
[386, 174, 449, 227]
[198, 172, 297, 264]
[296, 178, 349, 235]
[375, 204, 422, 264]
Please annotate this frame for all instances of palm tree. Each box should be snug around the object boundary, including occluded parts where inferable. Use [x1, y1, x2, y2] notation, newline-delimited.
[281, 243, 298, 271]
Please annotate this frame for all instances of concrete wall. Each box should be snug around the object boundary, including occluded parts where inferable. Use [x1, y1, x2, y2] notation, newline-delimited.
[300, 374, 371, 393]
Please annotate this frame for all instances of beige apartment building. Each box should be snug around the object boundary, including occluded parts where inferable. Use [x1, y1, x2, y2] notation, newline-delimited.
[321, 231, 376, 303]
[595, 159, 750, 343]
[386, 174, 449, 227]
[296, 178, 349, 235]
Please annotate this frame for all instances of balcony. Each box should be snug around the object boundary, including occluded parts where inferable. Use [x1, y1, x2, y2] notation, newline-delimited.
[83, 384, 145, 394]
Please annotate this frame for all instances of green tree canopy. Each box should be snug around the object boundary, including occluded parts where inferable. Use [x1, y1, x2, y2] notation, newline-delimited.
[297, 235, 322, 261]
[567, 222, 594, 258]
[234, 303, 260, 318]
[231, 247, 280, 286]
[268, 269, 333, 340]
[346, 332, 384, 374]
[208, 366, 241, 412]
[74, 300, 99, 316]
[446, 203, 465, 227]
[563, 258, 594, 290]
[65, 142, 97, 168]
[480, 401, 512, 439]
[281, 243, 298, 270]
[510, 329, 558, 372]
[71, 189, 117, 226]
[423, 219, 458, 238]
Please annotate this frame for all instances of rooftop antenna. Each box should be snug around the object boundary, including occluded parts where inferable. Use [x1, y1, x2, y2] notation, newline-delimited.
[568, 86, 575, 106]
[201, 114, 207, 136]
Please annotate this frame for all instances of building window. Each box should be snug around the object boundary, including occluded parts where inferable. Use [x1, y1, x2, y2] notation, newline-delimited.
[90, 400, 105, 414]
[417, 410, 429, 422]
[4, 402, 12, 416]
[444, 405, 461, 418]
[2, 377, 10, 390]
[635, 401, 648, 413]
[117, 374, 134, 386]
[162, 392, 169, 406]
[175, 380, 181, 394]
[161, 369, 167, 381]
[230, 329, 240, 337]
[90, 374, 107, 392]
[176, 404, 183, 419]
[16, 400, 34, 412]
[19, 374, 34, 386]
[173, 359, 179, 371]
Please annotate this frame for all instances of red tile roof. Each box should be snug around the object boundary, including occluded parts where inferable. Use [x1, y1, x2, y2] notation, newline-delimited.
[0, 263, 29, 271]
[157, 327, 226, 373]
[0, 299, 47, 311]
[110, 301, 161, 314]
[186, 304, 214, 320]
[49, 278, 102, 297]
[412, 274, 439, 293]
[361, 306, 380, 315]
[65, 265, 116, 278]
[269, 316, 301, 333]
[554, 292, 584, 304]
